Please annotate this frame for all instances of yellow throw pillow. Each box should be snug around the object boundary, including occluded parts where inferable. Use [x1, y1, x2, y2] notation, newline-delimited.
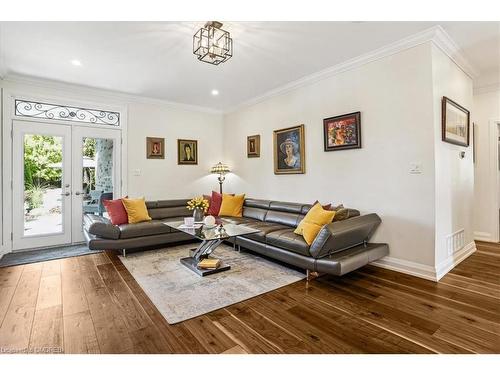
[121, 197, 152, 224]
[218, 193, 245, 217]
[294, 202, 335, 245]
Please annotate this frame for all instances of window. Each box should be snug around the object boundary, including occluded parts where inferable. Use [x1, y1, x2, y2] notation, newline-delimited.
[15, 99, 120, 126]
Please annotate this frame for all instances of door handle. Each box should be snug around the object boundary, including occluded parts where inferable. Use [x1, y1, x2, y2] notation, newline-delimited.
[61, 192, 70, 196]
[74, 191, 83, 196]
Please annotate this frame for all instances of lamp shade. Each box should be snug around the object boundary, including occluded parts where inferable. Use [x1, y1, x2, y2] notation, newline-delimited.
[210, 162, 230, 175]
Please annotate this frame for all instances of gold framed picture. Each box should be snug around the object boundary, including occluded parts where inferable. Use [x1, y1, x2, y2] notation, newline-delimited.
[146, 137, 165, 159]
[177, 139, 198, 165]
[247, 135, 260, 158]
[273, 124, 305, 174]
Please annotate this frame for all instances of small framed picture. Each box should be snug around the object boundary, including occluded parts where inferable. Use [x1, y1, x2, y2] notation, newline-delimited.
[146, 137, 165, 159]
[442, 96, 470, 147]
[273, 124, 305, 174]
[247, 135, 260, 158]
[323, 112, 361, 151]
[177, 139, 198, 165]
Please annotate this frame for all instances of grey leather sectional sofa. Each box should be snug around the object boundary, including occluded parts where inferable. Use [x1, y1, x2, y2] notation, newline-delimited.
[84, 198, 388, 277]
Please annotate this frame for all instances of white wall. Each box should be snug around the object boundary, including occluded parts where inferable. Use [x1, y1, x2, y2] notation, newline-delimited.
[430, 45, 475, 274]
[127, 102, 224, 199]
[223, 43, 438, 268]
[473, 89, 500, 242]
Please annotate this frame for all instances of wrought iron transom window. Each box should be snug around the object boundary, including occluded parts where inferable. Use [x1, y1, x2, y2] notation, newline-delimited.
[15, 99, 120, 126]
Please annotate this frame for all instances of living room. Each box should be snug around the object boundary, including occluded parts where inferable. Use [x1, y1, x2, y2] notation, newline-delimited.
[0, 1, 499, 372]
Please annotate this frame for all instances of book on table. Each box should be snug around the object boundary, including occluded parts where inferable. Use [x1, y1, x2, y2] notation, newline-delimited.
[197, 258, 221, 269]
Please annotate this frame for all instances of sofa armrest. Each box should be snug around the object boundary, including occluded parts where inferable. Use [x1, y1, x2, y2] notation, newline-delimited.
[83, 214, 120, 240]
[309, 213, 381, 259]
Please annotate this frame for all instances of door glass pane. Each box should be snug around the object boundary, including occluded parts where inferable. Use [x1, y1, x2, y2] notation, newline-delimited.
[23, 134, 63, 236]
[81, 137, 114, 218]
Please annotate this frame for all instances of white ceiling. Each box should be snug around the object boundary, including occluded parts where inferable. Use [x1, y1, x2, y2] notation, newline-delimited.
[0, 21, 498, 111]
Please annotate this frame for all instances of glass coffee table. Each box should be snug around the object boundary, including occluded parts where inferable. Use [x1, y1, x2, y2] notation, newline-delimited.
[163, 221, 259, 276]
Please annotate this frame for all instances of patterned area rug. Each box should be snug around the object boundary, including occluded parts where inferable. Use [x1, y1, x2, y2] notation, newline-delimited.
[119, 243, 305, 324]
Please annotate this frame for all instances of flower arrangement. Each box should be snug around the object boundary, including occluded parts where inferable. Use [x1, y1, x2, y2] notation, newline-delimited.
[186, 196, 210, 213]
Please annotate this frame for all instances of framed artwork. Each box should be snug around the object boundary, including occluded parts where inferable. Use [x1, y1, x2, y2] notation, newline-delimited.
[273, 124, 305, 174]
[177, 139, 198, 165]
[442, 96, 470, 147]
[323, 111, 361, 151]
[247, 135, 260, 158]
[146, 137, 165, 159]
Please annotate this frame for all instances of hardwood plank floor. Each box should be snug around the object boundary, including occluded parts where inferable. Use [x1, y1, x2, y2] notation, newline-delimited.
[0, 241, 498, 354]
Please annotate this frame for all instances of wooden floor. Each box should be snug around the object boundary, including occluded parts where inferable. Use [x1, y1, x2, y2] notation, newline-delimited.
[0, 241, 498, 354]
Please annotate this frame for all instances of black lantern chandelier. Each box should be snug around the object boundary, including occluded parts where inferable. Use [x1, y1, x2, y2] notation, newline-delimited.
[193, 21, 233, 65]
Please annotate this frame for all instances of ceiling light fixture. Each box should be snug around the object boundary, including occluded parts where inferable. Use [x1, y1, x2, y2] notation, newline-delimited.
[193, 21, 233, 66]
[71, 59, 82, 66]
[211, 89, 219, 96]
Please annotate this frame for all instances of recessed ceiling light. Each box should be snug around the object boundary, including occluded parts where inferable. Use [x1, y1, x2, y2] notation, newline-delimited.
[211, 89, 219, 96]
[71, 59, 82, 66]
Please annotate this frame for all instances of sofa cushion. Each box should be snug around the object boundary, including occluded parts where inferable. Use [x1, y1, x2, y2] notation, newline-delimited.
[221, 217, 259, 225]
[118, 220, 171, 239]
[239, 221, 289, 242]
[244, 198, 271, 209]
[265, 210, 301, 227]
[242, 206, 268, 221]
[84, 214, 121, 240]
[266, 229, 311, 257]
[269, 201, 304, 214]
[148, 206, 191, 220]
[146, 199, 190, 209]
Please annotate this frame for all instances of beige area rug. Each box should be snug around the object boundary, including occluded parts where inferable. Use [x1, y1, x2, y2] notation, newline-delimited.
[119, 243, 305, 324]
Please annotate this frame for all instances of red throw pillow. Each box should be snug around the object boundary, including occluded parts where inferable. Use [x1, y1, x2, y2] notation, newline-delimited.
[103, 198, 129, 225]
[207, 191, 235, 216]
[207, 191, 223, 216]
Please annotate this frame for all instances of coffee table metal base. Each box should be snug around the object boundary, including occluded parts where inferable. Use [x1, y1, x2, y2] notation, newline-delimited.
[180, 238, 231, 277]
[180, 257, 231, 276]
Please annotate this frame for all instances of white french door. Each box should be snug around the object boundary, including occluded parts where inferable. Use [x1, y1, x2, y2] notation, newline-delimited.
[12, 120, 121, 250]
[13, 120, 72, 250]
[71, 127, 121, 243]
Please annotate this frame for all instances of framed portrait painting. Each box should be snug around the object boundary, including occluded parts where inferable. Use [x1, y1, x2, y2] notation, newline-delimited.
[323, 112, 361, 151]
[177, 139, 198, 165]
[247, 135, 260, 158]
[442, 96, 470, 147]
[273, 124, 305, 174]
[146, 137, 165, 159]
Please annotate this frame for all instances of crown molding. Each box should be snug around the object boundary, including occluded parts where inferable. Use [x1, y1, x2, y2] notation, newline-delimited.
[473, 82, 500, 95]
[225, 25, 478, 114]
[431, 25, 479, 79]
[0, 74, 224, 115]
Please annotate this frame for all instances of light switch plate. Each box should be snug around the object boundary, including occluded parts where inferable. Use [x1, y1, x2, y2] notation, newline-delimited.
[409, 162, 422, 174]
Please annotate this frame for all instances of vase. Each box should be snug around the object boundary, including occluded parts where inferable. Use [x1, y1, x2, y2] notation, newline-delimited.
[193, 208, 204, 223]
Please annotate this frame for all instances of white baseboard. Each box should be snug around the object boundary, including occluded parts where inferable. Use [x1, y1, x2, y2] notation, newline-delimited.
[435, 241, 476, 281]
[370, 256, 437, 281]
[371, 241, 477, 282]
[474, 231, 495, 242]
